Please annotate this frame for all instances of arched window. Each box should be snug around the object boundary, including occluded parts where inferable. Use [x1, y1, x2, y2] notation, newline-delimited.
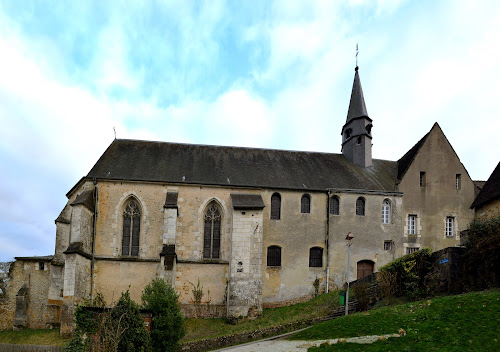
[309, 247, 323, 267]
[382, 199, 391, 224]
[203, 203, 221, 259]
[301, 194, 311, 214]
[356, 197, 365, 216]
[267, 246, 281, 267]
[271, 193, 281, 220]
[330, 196, 340, 215]
[122, 199, 141, 256]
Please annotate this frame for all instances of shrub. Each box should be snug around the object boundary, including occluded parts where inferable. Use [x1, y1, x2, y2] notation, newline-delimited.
[352, 283, 370, 311]
[112, 290, 151, 352]
[65, 291, 151, 352]
[142, 278, 185, 352]
[379, 248, 433, 299]
[463, 216, 500, 288]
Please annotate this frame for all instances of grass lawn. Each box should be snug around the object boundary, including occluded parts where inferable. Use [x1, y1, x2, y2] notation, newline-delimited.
[290, 289, 500, 351]
[0, 328, 71, 346]
[0, 291, 339, 346]
[181, 290, 340, 342]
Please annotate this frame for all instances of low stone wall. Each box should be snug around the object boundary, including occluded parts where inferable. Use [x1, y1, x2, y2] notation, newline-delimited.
[0, 344, 62, 352]
[180, 304, 226, 318]
[262, 294, 312, 309]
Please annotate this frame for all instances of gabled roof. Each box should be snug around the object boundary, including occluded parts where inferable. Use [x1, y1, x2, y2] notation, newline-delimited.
[471, 162, 500, 209]
[397, 131, 430, 181]
[85, 139, 398, 193]
[346, 67, 369, 123]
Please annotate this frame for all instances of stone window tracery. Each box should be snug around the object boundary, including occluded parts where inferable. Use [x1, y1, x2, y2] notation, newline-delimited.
[122, 199, 141, 256]
[203, 203, 221, 259]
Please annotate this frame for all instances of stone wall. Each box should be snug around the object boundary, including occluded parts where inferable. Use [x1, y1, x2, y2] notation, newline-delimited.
[0, 260, 54, 330]
[399, 125, 476, 253]
[328, 191, 403, 288]
[475, 198, 500, 221]
[228, 208, 263, 318]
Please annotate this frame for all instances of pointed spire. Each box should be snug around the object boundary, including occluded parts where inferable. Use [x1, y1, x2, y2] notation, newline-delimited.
[346, 66, 369, 122]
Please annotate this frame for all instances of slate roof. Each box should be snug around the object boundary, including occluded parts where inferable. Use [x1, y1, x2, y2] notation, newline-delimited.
[397, 130, 430, 181]
[346, 67, 369, 123]
[164, 192, 178, 208]
[85, 139, 399, 193]
[14, 255, 54, 261]
[70, 189, 95, 212]
[471, 162, 500, 209]
[230, 194, 265, 209]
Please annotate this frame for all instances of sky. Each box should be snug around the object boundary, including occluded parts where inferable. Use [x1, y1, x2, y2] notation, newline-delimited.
[0, 0, 499, 262]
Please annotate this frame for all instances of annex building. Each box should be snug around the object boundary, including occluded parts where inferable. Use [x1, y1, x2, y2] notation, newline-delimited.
[0, 66, 477, 333]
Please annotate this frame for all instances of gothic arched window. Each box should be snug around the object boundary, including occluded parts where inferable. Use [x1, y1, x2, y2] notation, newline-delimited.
[122, 199, 141, 256]
[271, 193, 281, 220]
[301, 194, 311, 214]
[356, 197, 365, 216]
[330, 196, 340, 215]
[203, 203, 221, 259]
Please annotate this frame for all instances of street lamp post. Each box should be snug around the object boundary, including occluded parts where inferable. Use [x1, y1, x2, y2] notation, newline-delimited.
[345, 232, 354, 316]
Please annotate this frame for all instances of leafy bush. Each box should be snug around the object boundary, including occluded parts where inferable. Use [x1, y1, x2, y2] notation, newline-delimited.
[379, 248, 433, 299]
[65, 291, 151, 352]
[142, 278, 185, 352]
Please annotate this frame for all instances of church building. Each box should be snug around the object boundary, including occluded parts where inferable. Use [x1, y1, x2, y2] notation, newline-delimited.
[0, 66, 476, 333]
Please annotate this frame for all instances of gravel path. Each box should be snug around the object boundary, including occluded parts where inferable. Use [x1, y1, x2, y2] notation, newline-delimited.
[215, 333, 400, 351]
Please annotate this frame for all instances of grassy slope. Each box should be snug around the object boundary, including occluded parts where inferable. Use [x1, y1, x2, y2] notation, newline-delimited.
[181, 291, 340, 342]
[0, 329, 71, 346]
[291, 289, 500, 352]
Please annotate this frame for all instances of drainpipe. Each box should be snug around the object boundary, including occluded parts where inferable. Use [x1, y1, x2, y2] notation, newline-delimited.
[326, 190, 331, 293]
[89, 179, 98, 305]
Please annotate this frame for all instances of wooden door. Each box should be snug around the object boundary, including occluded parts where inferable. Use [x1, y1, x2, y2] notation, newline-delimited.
[357, 260, 374, 279]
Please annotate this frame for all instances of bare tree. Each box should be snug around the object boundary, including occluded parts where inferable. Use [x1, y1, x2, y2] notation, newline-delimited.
[0, 261, 13, 299]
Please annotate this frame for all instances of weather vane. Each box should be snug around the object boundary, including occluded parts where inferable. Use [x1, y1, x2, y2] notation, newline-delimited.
[113, 126, 116, 139]
[356, 43, 359, 67]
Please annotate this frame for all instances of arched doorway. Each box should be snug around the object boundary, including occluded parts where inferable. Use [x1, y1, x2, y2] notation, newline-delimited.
[357, 260, 374, 279]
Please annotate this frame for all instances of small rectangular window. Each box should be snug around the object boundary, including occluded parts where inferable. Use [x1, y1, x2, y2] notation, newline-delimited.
[446, 217, 454, 237]
[384, 241, 392, 251]
[406, 247, 419, 254]
[408, 215, 417, 235]
[456, 174, 461, 190]
[420, 172, 426, 187]
[39, 262, 45, 271]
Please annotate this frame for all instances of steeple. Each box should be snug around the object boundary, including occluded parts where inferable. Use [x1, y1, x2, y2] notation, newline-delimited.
[346, 66, 369, 122]
[341, 65, 373, 168]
